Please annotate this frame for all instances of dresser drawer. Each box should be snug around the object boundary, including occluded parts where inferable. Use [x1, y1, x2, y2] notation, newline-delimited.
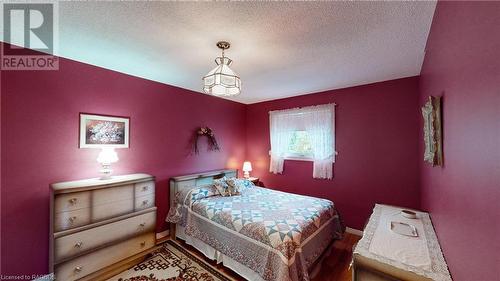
[135, 180, 155, 197]
[54, 209, 156, 262]
[55, 232, 155, 281]
[135, 193, 155, 211]
[54, 208, 91, 232]
[92, 184, 134, 206]
[92, 198, 134, 222]
[54, 192, 91, 213]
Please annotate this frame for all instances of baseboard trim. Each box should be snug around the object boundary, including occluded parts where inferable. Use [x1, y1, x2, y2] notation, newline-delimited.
[346, 227, 363, 237]
[156, 230, 169, 240]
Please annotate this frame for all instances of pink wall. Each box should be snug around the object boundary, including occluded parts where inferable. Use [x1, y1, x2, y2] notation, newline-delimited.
[0, 49, 246, 276]
[246, 77, 421, 230]
[419, 2, 500, 280]
[3, 2, 499, 278]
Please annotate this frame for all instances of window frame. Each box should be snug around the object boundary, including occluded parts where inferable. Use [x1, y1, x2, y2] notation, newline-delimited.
[269, 103, 337, 163]
[269, 150, 314, 161]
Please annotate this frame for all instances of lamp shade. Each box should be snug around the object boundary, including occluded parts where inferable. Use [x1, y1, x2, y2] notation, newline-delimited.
[203, 57, 241, 97]
[97, 147, 119, 164]
[242, 161, 252, 172]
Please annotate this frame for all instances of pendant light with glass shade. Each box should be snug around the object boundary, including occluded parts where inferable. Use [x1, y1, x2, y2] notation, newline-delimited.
[202, 41, 241, 97]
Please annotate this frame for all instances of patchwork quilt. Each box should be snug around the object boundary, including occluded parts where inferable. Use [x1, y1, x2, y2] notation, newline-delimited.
[167, 182, 344, 281]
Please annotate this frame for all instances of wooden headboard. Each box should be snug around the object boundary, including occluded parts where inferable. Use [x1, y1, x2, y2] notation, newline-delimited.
[169, 169, 237, 199]
[168, 169, 237, 237]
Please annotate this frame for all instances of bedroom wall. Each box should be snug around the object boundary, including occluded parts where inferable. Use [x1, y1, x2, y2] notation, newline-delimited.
[0, 47, 246, 276]
[418, 2, 500, 280]
[245, 77, 421, 230]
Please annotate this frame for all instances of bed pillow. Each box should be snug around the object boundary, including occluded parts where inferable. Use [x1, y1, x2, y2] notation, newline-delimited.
[190, 184, 219, 202]
[213, 177, 232, 196]
[226, 178, 254, 194]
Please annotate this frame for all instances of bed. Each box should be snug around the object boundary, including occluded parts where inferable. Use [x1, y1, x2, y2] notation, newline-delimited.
[166, 169, 345, 281]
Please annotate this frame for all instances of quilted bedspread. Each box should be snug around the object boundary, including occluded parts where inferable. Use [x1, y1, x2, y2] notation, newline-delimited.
[167, 184, 344, 281]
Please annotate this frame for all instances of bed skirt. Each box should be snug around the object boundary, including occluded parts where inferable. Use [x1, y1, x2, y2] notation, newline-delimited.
[175, 223, 337, 281]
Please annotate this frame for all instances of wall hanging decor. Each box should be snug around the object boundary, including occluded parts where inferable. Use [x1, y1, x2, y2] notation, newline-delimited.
[193, 126, 220, 154]
[422, 96, 442, 166]
[79, 113, 130, 148]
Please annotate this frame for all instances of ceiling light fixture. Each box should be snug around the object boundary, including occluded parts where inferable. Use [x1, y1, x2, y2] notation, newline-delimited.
[203, 41, 241, 97]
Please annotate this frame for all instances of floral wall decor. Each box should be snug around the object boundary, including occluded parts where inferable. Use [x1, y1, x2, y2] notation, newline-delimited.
[193, 126, 220, 154]
[79, 113, 130, 148]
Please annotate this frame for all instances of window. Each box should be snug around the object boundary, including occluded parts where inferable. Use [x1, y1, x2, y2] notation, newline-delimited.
[269, 104, 336, 179]
[287, 130, 313, 158]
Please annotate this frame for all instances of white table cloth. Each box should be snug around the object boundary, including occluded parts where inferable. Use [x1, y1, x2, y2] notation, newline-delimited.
[354, 204, 452, 281]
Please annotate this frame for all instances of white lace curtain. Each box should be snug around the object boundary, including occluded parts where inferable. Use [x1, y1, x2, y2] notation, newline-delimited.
[269, 103, 335, 179]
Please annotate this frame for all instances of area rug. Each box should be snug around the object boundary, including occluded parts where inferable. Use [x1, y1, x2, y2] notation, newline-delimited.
[108, 240, 234, 281]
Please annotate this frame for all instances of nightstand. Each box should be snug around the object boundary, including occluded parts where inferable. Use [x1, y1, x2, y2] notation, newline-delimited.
[244, 177, 259, 185]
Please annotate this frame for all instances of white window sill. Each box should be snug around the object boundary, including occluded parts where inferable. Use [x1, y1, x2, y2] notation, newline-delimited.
[282, 151, 338, 162]
[269, 151, 338, 162]
[284, 156, 314, 162]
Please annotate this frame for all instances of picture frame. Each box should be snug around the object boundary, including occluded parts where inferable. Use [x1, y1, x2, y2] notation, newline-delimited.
[79, 113, 130, 148]
[421, 96, 442, 166]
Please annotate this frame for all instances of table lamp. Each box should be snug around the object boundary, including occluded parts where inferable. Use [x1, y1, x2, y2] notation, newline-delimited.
[97, 147, 119, 179]
[242, 161, 252, 179]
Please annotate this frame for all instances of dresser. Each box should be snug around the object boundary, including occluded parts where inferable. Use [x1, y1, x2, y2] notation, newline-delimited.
[50, 174, 157, 281]
[352, 204, 452, 281]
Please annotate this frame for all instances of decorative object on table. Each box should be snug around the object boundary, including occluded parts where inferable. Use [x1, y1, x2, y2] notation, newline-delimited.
[421, 96, 442, 166]
[242, 161, 253, 178]
[96, 147, 119, 179]
[109, 240, 233, 281]
[390, 221, 418, 237]
[202, 41, 241, 97]
[401, 209, 418, 219]
[79, 113, 130, 148]
[193, 126, 220, 154]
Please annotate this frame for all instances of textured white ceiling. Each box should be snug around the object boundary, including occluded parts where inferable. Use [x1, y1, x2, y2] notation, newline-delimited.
[53, 1, 436, 104]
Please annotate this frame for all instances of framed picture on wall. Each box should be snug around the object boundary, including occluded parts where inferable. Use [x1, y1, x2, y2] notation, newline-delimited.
[421, 96, 442, 166]
[79, 113, 130, 148]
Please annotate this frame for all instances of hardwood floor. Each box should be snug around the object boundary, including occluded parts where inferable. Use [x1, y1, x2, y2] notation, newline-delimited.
[312, 232, 361, 281]
[175, 232, 361, 281]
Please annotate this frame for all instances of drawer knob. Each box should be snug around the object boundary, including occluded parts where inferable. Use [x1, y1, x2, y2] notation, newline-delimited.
[139, 222, 146, 227]
[74, 241, 83, 248]
[69, 198, 78, 205]
[69, 216, 77, 223]
[142, 186, 149, 191]
[142, 200, 149, 206]
[140, 241, 146, 247]
[74, 266, 83, 273]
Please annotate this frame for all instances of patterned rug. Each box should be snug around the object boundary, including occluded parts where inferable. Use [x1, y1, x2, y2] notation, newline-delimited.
[108, 240, 234, 281]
